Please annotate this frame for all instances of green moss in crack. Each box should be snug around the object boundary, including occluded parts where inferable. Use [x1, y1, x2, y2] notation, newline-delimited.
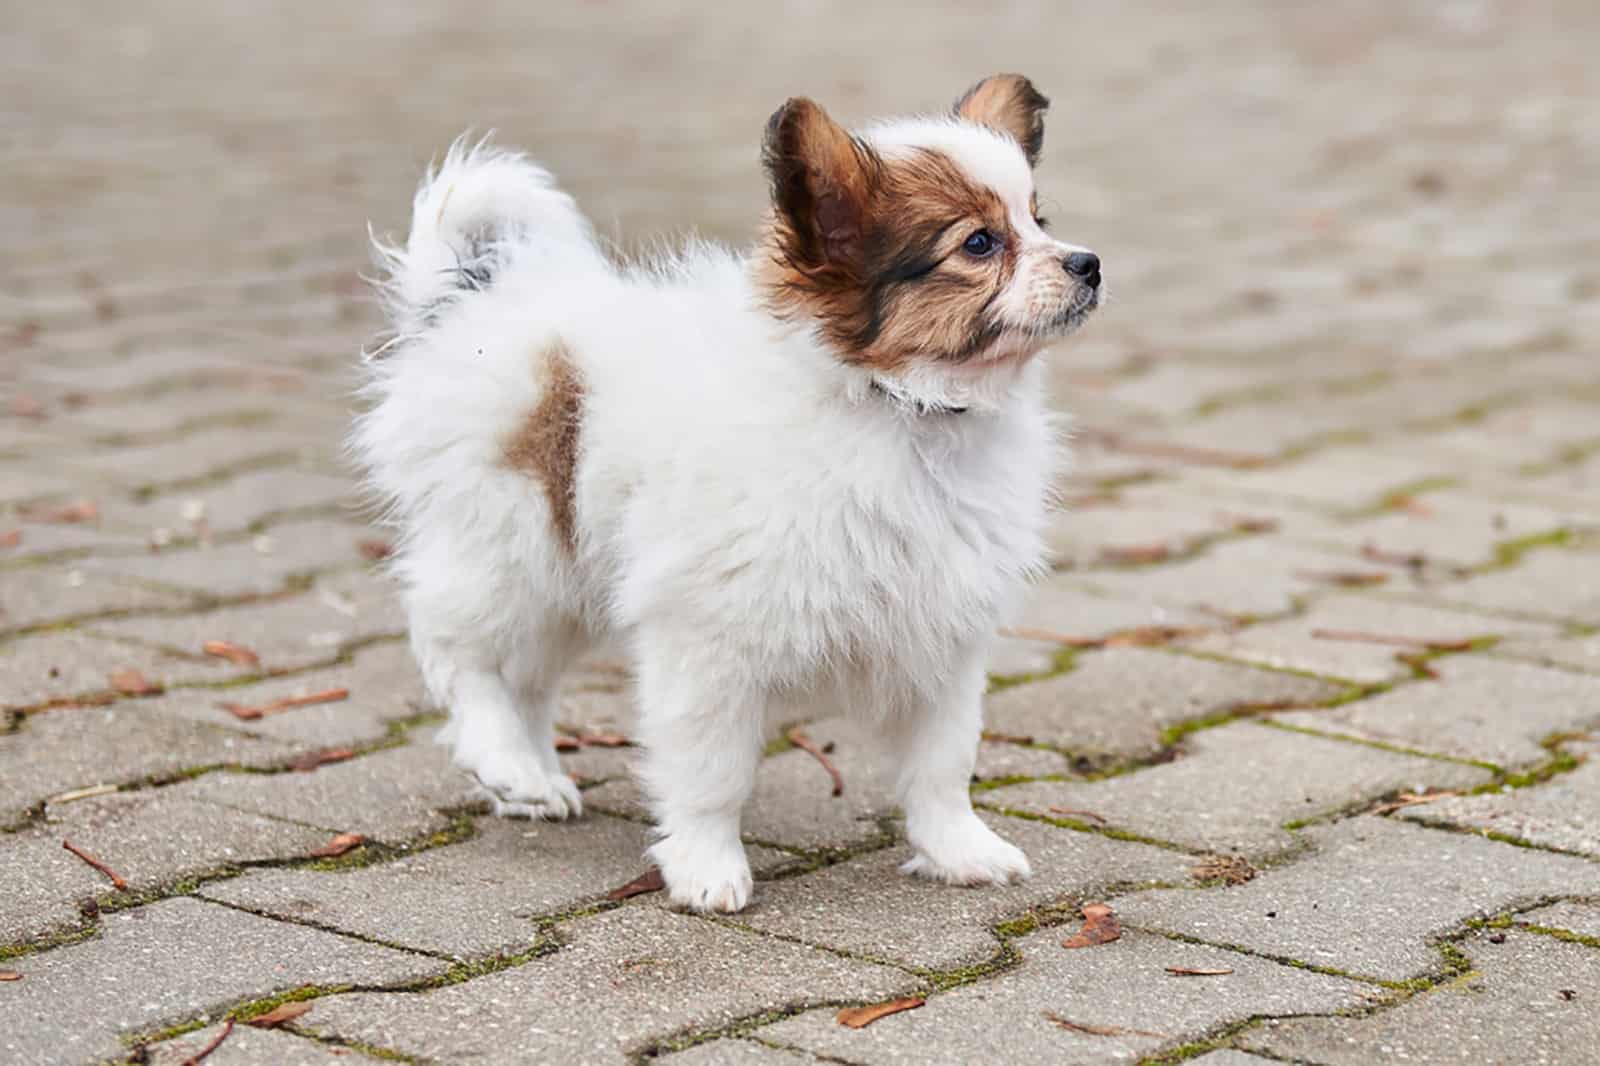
[1488, 528, 1574, 570]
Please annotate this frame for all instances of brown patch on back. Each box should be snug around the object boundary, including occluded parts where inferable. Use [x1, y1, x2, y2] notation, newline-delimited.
[758, 144, 1016, 370]
[504, 339, 585, 551]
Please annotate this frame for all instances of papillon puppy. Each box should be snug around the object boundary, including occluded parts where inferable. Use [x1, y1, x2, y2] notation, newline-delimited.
[353, 74, 1101, 912]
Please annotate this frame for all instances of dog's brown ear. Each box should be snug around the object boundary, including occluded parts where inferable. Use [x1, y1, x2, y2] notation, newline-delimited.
[763, 98, 879, 272]
[954, 74, 1049, 167]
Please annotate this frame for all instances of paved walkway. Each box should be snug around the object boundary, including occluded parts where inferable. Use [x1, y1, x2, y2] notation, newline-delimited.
[3, 2, 1599, 1063]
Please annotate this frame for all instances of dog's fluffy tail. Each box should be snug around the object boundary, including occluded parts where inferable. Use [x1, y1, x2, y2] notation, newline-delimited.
[371, 135, 598, 343]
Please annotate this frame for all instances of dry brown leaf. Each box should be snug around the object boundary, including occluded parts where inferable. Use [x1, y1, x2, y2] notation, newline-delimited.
[1061, 902, 1121, 949]
[606, 866, 666, 901]
[0, 970, 21, 981]
[1048, 807, 1107, 825]
[1165, 967, 1234, 977]
[1371, 790, 1461, 816]
[1190, 854, 1257, 885]
[24, 498, 97, 524]
[1360, 543, 1428, 569]
[1223, 514, 1279, 534]
[202, 640, 261, 667]
[1297, 569, 1389, 588]
[836, 996, 925, 1029]
[109, 669, 163, 696]
[219, 687, 349, 721]
[0, 529, 20, 549]
[1042, 1011, 1163, 1038]
[8, 394, 46, 418]
[247, 1001, 313, 1028]
[308, 832, 366, 858]
[356, 538, 394, 561]
[1311, 629, 1471, 652]
[1098, 542, 1172, 565]
[287, 747, 356, 772]
[1103, 625, 1203, 647]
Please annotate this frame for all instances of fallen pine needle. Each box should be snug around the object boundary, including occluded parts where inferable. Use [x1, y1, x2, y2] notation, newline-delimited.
[287, 747, 356, 772]
[1311, 629, 1472, 652]
[1000, 626, 1108, 648]
[202, 640, 261, 667]
[1361, 543, 1428, 568]
[48, 783, 120, 805]
[247, 1001, 313, 1028]
[1062, 902, 1121, 949]
[1098, 542, 1172, 565]
[786, 728, 844, 796]
[180, 1018, 234, 1065]
[1042, 1011, 1163, 1038]
[1048, 807, 1107, 825]
[62, 838, 127, 890]
[308, 832, 366, 858]
[0, 970, 20, 981]
[837, 997, 924, 1028]
[1165, 967, 1233, 977]
[606, 866, 665, 901]
[1371, 790, 1461, 816]
[220, 687, 349, 721]
[1296, 569, 1389, 588]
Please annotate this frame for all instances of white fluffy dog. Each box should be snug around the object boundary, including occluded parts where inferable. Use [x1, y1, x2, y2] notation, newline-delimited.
[352, 74, 1101, 912]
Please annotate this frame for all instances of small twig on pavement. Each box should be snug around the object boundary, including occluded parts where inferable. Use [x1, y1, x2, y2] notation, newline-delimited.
[180, 1019, 234, 1066]
[786, 728, 844, 796]
[61, 839, 127, 890]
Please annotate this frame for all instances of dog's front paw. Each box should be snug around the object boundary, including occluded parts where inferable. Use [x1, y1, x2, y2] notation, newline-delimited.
[902, 816, 1031, 886]
[466, 750, 583, 821]
[649, 831, 753, 913]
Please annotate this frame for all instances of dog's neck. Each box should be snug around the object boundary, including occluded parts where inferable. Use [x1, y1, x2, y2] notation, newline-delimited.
[868, 377, 969, 417]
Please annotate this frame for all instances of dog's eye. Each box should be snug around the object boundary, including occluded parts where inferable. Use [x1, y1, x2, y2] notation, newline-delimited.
[962, 229, 1000, 258]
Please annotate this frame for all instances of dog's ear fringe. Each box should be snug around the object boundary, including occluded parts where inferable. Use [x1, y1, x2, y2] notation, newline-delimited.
[953, 74, 1049, 167]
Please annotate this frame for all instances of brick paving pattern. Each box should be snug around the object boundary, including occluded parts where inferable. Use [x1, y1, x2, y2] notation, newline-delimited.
[3, 1, 1598, 1063]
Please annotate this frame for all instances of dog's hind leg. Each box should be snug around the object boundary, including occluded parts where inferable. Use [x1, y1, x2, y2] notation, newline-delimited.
[415, 613, 584, 821]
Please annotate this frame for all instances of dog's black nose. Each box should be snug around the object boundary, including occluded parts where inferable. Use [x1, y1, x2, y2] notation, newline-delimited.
[1063, 252, 1101, 287]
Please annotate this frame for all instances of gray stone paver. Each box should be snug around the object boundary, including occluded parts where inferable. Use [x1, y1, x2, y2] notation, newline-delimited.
[181, 737, 471, 841]
[4, 2, 1600, 1063]
[145, 1023, 390, 1066]
[1398, 741, 1600, 857]
[0, 628, 238, 710]
[0, 563, 198, 633]
[983, 647, 1341, 761]
[1184, 593, 1563, 685]
[298, 907, 910, 1066]
[1, 787, 328, 947]
[986, 721, 1492, 858]
[737, 813, 1194, 970]
[0, 898, 445, 1066]
[1114, 818, 1600, 982]
[0, 700, 289, 827]
[87, 570, 406, 671]
[1518, 901, 1600, 940]
[1274, 656, 1600, 768]
[1239, 932, 1600, 1066]
[198, 815, 664, 957]
[763, 927, 1367, 1066]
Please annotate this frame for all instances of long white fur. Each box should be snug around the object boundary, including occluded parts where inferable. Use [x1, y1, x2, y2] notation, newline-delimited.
[353, 121, 1086, 913]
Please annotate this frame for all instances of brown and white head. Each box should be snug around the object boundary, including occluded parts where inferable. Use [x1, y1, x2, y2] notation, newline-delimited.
[758, 74, 1101, 411]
